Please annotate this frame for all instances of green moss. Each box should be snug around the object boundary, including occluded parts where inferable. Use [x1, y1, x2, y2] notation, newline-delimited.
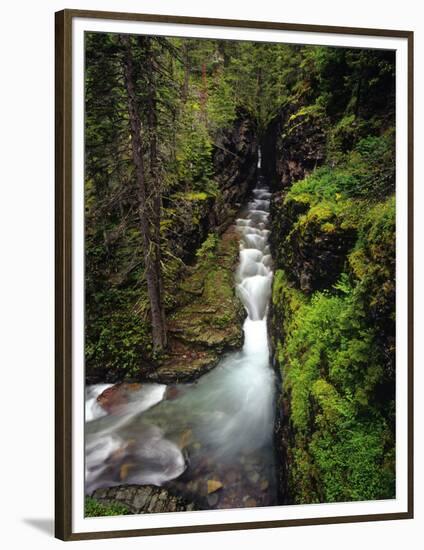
[196, 232, 218, 260]
[321, 222, 336, 233]
[85, 497, 130, 517]
[272, 269, 306, 351]
[311, 379, 354, 425]
[348, 196, 395, 318]
[309, 418, 394, 502]
[272, 269, 305, 311]
[271, 269, 395, 503]
[167, 229, 244, 353]
[176, 191, 209, 201]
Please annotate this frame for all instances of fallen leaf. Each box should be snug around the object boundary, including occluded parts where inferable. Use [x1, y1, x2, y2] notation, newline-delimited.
[207, 480, 223, 494]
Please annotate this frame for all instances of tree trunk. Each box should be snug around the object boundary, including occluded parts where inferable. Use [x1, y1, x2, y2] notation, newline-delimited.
[182, 42, 190, 102]
[143, 37, 167, 348]
[121, 34, 167, 353]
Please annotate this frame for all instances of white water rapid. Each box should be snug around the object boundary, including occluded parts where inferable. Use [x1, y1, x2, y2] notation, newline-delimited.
[85, 160, 278, 509]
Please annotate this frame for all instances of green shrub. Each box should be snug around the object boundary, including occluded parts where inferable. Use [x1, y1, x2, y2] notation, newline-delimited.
[287, 131, 394, 205]
[196, 232, 219, 260]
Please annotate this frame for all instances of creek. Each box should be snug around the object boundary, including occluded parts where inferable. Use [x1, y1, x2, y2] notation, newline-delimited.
[85, 162, 278, 510]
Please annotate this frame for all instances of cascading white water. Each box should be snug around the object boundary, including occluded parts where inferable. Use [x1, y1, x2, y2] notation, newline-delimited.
[85, 158, 277, 508]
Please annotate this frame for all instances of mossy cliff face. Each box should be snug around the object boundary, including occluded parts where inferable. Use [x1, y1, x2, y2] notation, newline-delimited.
[266, 50, 396, 504]
[269, 160, 396, 504]
[261, 104, 326, 190]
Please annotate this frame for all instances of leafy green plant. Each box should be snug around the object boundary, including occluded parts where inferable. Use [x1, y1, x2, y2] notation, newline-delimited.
[195, 232, 218, 260]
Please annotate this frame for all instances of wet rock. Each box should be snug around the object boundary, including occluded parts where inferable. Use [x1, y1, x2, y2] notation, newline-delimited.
[119, 463, 135, 481]
[207, 493, 219, 506]
[247, 471, 260, 484]
[147, 349, 219, 384]
[213, 116, 258, 222]
[178, 429, 193, 449]
[165, 386, 180, 401]
[97, 383, 142, 415]
[91, 484, 197, 514]
[260, 479, 269, 492]
[225, 470, 239, 484]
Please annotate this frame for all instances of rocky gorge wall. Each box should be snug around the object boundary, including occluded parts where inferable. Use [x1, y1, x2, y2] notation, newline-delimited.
[264, 98, 396, 504]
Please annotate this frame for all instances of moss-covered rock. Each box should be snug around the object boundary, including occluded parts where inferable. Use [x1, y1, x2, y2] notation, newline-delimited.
[270, 269, 395, 504]
[90, 485, 197, 515]
[145, 226, 245, 383]
[85, 496, 130, 517]
[270, 190, 357, 293]
[267, 80, 396, 505]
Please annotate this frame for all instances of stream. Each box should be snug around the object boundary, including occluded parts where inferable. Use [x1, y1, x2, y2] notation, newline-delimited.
[85, 166, 278, 510]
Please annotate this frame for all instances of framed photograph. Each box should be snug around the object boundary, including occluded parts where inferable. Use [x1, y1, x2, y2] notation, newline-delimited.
[55, 9, 413, 541]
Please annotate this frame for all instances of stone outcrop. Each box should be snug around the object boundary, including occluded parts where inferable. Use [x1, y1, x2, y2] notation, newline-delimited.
[145, 226, 246, 384]
[261, 107, 326, 190]
[91, 485, 197, 514]
[213, 115, 258, 215]
[269, 193, 356, 293]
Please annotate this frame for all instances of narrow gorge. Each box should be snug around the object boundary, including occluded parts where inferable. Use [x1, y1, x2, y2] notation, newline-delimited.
[85, 34, 396, 516]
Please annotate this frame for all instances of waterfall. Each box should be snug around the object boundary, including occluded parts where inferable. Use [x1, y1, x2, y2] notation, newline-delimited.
[85, 160, 277, 508]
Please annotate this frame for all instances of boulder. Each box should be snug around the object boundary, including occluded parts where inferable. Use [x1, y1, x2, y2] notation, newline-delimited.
[91, 484, 197, 514]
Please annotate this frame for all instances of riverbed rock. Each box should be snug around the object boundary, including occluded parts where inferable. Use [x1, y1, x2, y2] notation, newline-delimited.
[247, 471, 260, 484]
[207, 493, 220, 506]
[260, 479, 269, 492]
[178, 429, 193, 449]
[97, 383, 142, 415]
[90, 485, 197, 514]
[225, 470, 239, 484]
